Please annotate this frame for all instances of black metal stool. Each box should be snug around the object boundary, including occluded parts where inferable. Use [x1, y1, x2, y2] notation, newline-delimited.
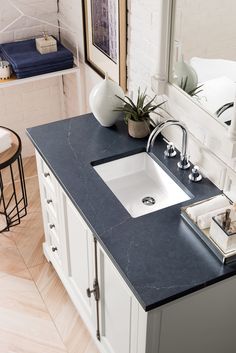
[0, 127, 28, 232]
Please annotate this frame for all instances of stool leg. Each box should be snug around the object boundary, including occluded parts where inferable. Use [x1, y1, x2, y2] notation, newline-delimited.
[0, 172, 9, 232]
[18, 155, 28, 213]
[9, 164, 21, 225]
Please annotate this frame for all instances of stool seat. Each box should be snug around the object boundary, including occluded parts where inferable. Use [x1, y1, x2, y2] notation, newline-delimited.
[0, 127, 27, 232]
[0, 128, 21, 170]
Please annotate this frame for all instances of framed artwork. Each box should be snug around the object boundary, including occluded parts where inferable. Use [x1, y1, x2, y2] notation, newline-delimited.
[82, 0, 127, 91]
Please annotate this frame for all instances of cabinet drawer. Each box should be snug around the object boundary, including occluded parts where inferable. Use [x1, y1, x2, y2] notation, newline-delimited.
[41, 181, 58, 219]
[45, 207, 60, 244]
[38, 156, 57, 192]
[48, 228, 62, 265]
[46, 210, 62, 264]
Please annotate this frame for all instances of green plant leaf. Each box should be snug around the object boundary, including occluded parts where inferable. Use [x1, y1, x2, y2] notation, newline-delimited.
[115, 88, 166, 123]
[188, 84, 204, 96]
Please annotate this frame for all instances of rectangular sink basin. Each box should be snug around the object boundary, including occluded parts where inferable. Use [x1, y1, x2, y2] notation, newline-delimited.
[93, 152, 191, 218]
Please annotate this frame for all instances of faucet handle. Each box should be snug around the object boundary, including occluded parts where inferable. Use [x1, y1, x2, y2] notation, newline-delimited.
[177, 154, 190, 170]
[164, 142, 177, 158]
[189, 165, 202, 182]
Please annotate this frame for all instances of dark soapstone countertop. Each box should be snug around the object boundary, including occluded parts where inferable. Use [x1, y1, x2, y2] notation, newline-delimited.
[27, 114, 236, 311]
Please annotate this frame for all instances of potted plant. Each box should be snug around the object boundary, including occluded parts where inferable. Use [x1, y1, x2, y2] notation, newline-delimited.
[115, 88, 165, 138]
[179, 76, 204, 97]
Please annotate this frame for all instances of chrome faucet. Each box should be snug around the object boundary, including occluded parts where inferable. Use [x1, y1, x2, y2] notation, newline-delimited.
[146, 120, 190, 170]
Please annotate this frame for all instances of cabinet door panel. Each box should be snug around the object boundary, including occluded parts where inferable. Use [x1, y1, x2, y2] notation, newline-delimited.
[159, 276, 236, 353]
[64, 196, 94, 320]
[98, 247, 139, 353]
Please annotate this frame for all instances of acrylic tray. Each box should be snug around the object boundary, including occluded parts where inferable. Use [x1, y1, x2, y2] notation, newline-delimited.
[181, 196, 236, 264]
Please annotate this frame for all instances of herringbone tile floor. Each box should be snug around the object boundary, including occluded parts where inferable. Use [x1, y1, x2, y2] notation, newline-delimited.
[0, 156, 98, 353]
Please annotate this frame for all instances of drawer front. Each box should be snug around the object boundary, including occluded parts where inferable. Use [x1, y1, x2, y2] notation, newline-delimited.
[45, 207, 60, 244]
[41, 181, 58, 220]
[45, 208, 62, 264]
[36, 151, 65, 269]
[37, 154, 57, 192]
[49, 228, 62, 265]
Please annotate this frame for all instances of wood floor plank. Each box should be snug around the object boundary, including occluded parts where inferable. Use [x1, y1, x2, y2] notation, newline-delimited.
[9, 177, 46, 268]
[30, 262, 98, 353]
[0, 235, 26, 278]
[0, 271, 67, 353]
[0, 156, 99, 353]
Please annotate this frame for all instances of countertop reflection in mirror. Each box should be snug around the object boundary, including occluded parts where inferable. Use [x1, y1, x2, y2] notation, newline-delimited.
[169, 0, 236, 128]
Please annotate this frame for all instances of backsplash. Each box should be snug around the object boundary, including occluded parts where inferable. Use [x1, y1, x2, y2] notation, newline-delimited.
[160, 104, 236, 198]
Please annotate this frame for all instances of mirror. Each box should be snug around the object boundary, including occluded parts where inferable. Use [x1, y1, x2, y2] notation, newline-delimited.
[169, 0, 236, 127]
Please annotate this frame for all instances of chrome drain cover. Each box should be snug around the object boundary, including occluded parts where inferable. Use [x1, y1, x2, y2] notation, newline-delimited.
[142, 196, 156, 206]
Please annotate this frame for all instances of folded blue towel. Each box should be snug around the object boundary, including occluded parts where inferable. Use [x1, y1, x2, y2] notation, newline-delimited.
[14, 61, 74, 78]
[0, 39, 73, 70]
[13, 59, 73, 74]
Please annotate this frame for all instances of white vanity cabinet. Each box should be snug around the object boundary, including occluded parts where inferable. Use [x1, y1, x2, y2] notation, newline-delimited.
[35, 151, 144, 353]
[36, 152, 68, 271]
[36, 151, 236, 353]
[96, 243, 142, 353]
[61, 195, 143, 353]
[61, 194, 97, 334]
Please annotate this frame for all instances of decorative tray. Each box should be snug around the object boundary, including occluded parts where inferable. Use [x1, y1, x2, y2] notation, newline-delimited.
[181, 196, 236, 264]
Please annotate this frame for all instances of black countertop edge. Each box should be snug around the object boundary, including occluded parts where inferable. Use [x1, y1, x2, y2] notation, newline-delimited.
[143, 271, 236, 311]
[26, 114, 236, 312]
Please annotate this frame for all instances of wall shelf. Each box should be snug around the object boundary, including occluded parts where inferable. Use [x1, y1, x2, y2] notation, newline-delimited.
[0, 0, 80, 89]
[0, 65, 79, 88]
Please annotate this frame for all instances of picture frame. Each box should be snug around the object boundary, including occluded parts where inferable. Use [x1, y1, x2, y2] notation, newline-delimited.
[82, 0, 127, 91]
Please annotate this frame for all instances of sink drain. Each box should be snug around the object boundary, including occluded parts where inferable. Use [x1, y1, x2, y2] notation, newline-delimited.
[142, 196, 156, 206]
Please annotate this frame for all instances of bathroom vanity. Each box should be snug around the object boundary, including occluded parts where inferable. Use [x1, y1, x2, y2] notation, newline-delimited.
[28, 115, 236, 353]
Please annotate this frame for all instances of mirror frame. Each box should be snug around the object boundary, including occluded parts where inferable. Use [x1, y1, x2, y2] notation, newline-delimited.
[151, 0, 236, 162]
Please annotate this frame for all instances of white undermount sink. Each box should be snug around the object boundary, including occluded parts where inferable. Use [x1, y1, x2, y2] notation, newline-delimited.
[93, 152, 191, 218]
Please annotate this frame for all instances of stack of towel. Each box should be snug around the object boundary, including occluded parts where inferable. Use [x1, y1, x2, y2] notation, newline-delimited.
[186, 194, 232, 230]
[0, 38, 74, 79]
[0, 127, 12, 153]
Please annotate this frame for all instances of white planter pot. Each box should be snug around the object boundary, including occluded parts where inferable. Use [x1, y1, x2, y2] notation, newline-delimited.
[89, 74, 125, 127]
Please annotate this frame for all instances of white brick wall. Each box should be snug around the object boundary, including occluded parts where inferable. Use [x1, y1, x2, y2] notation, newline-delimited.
[1, 2, 234, 198]
[58, 0, 162, 111]
[2, 0, 233, 193]
[127, 0, 162, 98]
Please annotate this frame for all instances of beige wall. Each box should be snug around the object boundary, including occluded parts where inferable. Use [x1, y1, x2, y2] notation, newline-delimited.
[174, 0, 236, 62]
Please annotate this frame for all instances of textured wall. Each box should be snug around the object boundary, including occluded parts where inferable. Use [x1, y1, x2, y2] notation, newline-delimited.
[0, 0, 66, 156]
[2, 0, 234, 194]
[0, 0, 162, 155]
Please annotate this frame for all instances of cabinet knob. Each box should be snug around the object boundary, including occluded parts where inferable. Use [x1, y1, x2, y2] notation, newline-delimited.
[44, 172, 50, 177]
[52, 246, 57, 252]
[87, 279, 100, 301]
[47, 199, 53, 204]
[87, 287, 96, 298]
[49, 224, 55, 229]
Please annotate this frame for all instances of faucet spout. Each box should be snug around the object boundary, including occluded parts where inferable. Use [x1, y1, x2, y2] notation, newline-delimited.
[146, 120, 190, 170]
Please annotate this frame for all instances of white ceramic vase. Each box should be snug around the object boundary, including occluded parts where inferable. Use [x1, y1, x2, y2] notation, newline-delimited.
[174, 56, 198, 93]
[89, 74, 125, 127]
